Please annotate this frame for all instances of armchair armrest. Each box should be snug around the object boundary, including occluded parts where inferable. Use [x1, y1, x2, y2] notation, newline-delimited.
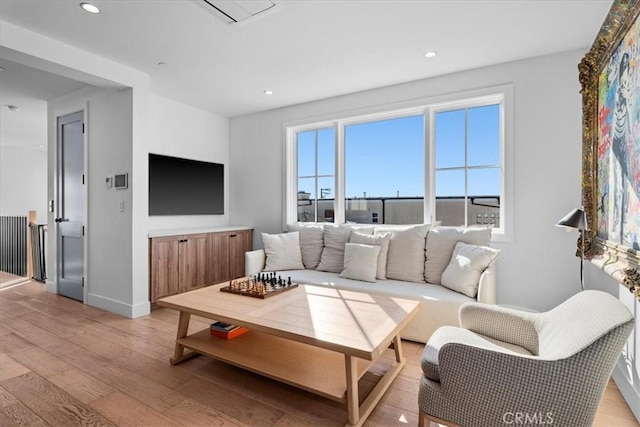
[245, 249, 265, 276]
[459, 303, 539, 355]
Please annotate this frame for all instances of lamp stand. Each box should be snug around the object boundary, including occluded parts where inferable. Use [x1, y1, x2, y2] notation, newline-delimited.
[580, 228, 585, 291]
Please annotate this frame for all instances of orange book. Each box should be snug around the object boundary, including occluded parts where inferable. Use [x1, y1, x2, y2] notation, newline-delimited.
[211, 326, 249, 340]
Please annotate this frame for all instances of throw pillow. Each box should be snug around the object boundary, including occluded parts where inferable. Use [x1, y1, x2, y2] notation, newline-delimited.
[339, 243, 381, 283]
[350, 231, 391, 279]
[375, 224, 429, 283]
[261, 232, 305, 271]
[317, 224, 352, 273]
[441, 242, 500, 298]
[287, 223, 324, 269]
[424, 226, 492, 284]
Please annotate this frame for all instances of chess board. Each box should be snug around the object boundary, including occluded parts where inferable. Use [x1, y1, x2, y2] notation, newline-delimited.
[220, 274, 299, 299]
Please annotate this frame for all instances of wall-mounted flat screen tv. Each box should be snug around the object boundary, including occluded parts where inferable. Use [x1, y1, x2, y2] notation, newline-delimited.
[149, 153, 224, 215]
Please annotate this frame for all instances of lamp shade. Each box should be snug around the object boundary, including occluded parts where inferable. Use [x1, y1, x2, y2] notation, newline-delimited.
[556, 208, 586, 230]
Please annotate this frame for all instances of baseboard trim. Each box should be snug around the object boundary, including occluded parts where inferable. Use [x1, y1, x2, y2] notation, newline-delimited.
[87, 293, 150, 319]
[612, 360, 640, 423]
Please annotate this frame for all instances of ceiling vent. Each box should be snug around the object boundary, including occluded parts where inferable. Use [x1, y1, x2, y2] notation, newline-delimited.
[202, 0, 277, 24]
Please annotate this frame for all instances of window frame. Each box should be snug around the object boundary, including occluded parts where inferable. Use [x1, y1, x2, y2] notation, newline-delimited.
[284, 84, 514, 242]
[429, 94, 505, 233]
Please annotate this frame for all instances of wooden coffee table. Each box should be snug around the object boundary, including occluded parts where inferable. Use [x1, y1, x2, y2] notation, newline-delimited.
[158, 282, 420, 426]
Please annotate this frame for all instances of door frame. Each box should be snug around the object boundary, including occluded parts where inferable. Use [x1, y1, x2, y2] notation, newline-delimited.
[49, 103, 89, 303]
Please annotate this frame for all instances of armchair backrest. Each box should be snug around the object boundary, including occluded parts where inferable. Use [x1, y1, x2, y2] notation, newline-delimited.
[535, 290, 633, 360]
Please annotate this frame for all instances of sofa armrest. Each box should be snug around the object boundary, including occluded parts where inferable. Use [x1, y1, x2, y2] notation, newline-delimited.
[476, 263, 496, 304]
[245, 249, 265, 276]
[459, 303, 539, 354]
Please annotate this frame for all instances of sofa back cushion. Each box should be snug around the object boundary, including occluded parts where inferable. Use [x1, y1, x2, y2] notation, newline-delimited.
[376, 224, 429, 283]
[350, 231, 391, 279]
[262, 232, 305, 271]
[441, 242, 500, 297]
[339, 243, 381, 283]
[424, 226, 492, 284]
[287, 223, 324, 269]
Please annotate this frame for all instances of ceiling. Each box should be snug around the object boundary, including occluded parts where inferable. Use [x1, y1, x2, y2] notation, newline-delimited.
[0, 0, 612, 121]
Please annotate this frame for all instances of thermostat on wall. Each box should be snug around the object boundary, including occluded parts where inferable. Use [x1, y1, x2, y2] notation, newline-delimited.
[114, 173, 128, 189]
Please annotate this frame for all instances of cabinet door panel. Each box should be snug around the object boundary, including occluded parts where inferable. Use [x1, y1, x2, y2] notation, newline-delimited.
[230, 229, 253, 280]
[150, 237, 180, 302]
[208, 233, 230, 284]
[179, 234, 208, 292]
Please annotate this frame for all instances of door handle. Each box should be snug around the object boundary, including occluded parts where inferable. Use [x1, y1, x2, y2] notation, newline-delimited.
[54, 218, 68, 223]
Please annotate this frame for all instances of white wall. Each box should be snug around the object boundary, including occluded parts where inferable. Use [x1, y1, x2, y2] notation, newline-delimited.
[230, 49, 585, 310]
[2, 20, 151, 318]
[147, 93, 230, 231]
[48, 86, 138, 316]
[0, 94, 48, 222]
[0, 146, 47, 221]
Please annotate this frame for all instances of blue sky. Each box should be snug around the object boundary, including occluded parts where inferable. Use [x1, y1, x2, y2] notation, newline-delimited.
[298, 104, 500, 199]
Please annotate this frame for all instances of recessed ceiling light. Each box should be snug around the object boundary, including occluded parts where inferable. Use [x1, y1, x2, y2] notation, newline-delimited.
[6, 105, 19, 112]
[157, 61, 168, 66]
[0, 67, 5, 71]
[264, 90, 274, 95]
[424, 51, 438, 58]
[80, 2, 100, 14]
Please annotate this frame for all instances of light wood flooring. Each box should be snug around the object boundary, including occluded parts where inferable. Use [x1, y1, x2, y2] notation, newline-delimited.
[0, 271, 27, 289]
[0, 281, 637, 427]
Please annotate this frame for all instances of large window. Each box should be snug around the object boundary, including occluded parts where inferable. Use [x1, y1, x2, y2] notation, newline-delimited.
[286, 89, 510, 239]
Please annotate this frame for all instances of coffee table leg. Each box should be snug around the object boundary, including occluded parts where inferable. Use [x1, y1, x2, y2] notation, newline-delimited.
[392, 334, 403, 362]
[170, 311, 198, 365]
[344, 335, 406, 426]
[345, 355, 359, 426]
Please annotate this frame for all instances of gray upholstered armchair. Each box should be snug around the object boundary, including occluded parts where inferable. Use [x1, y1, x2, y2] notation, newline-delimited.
[418, 290, 634, 427]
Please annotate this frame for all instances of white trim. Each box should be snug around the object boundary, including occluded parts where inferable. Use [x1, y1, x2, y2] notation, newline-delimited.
[335, 121, 345, 224]
[87, 292, 150, 318]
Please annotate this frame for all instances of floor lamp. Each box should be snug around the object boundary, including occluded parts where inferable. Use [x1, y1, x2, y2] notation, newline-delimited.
[556, 208, 587, 291]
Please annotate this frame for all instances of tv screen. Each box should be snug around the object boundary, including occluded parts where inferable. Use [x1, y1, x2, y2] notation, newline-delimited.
[149, 153, 224, 215]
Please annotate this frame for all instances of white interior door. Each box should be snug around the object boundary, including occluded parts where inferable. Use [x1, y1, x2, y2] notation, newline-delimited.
[56, 111, 84, 301]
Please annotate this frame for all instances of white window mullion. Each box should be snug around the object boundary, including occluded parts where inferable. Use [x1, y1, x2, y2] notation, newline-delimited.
[313, 130, 319, 222]
[464, 108, 469, 227]
[425, 109, 435, 224]
[335, 122, 345, 224]
[284, 127, 297, 227]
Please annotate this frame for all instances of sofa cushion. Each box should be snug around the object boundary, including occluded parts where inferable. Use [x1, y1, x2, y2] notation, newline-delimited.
[316, 224, 374, 273]
[282, 269, 474, 304]
[350, 231, 391, 279]
[317, 225, 353, 273]
[441, 242, 500, 298]
[376, 224, 429, 283]
[287, 223, 324, 270]
[424, 226, 492, 285]
[339, 243, 381, 283]
[262, 232, 305, 271]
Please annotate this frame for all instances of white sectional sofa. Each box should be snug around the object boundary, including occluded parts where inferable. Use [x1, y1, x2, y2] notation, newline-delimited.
[245, 223, 499, 343]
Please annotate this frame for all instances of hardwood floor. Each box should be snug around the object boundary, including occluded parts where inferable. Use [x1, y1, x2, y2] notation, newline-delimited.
[0, 281, 637, 427]
[0, 271, 28, 289]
